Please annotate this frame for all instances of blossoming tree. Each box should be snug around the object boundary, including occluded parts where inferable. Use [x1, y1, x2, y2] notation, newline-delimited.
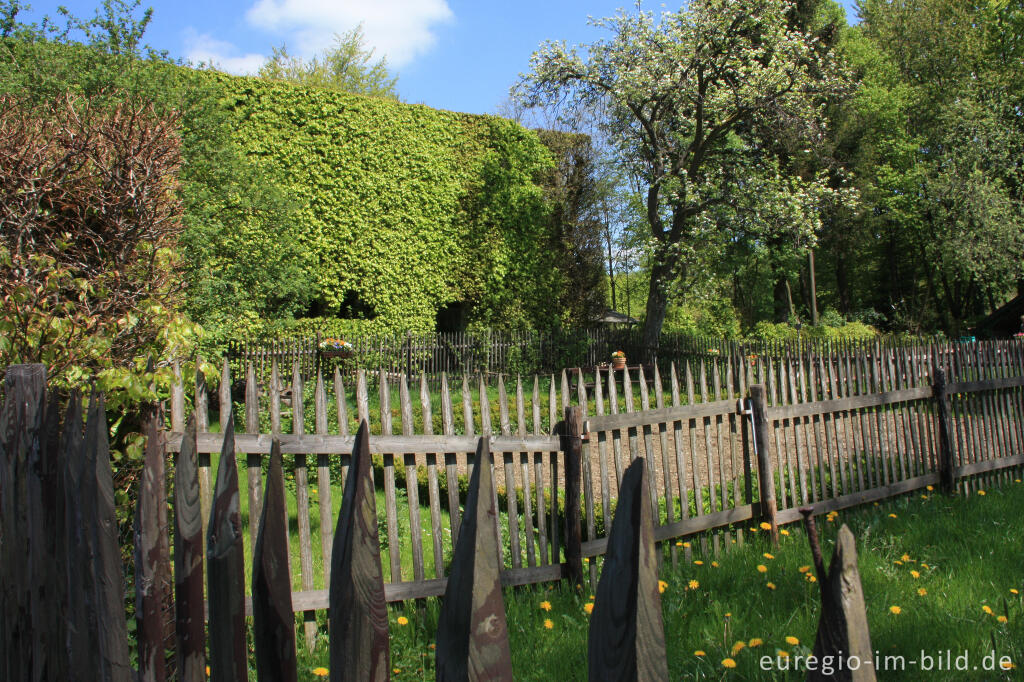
[515, 0, 849, 356]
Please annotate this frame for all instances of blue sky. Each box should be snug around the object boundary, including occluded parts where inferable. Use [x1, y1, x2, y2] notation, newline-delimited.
[22, 0, 861, 115]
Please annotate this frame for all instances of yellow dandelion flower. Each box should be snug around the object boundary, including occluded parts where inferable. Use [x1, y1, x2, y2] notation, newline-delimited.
[760, 522, 772, 530]
[206, 667, 211, 677]
[888, 513, 898, 518]
[1012, 589, 1020, 595]
[393, 669, 401, 674]
[722, 658, 737, 668]
[757, 564, 768, 573]
[921, 563, 929, 568]
[926, 485, 934, 491]
[983, 605, 994, 615]
[749, 638, 764, 647]
[890, 605, 902, 615]
[397, 616, 409, 626]
[689, 579, 700, 590]
[312, 668, 329, 677]
[675, 540, 683, 547]
[540, 601, 552, 611]
[429, 644, 436, 650]
[901, 554, 911, 562]
[694, 560, 704, 566]
[894, 560, 903, 566]
[763, 553, 775, 560]
[725, 612, 732, 618]
[683, 541, 691, 548]
[921, 494, 928, 499]
[798, 565, 811, 573]
[658, 580, 668, 594]
[1001, 660, 1015, 670]
[917, 588, 927, 596]
[749, 527, 758, 533]
[711, 561, 719, 568]
[777, 650, 790, 658]
[1016, 479, 1022, 483]
[731, 641, 745, 655]
[997, 615, 1008, 624]
[785, 636, 799, 646]
[766, 582, 776, 590]
[779, 529, 790, 536]
[584, 602, 594, 615]
[807, 574, 817, 583]
[543, 619, 554, 630]
[978, 490, 986, 496]
[694, 650, 706, 657]
[910, 570, 920, 579]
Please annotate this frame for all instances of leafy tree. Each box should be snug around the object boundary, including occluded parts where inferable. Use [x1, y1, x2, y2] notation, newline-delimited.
[516, 0, 849, 356]
[258, 24, 399, 99]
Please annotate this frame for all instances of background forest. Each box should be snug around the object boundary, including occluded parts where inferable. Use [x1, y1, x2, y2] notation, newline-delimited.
[2, 0, 1023, 393]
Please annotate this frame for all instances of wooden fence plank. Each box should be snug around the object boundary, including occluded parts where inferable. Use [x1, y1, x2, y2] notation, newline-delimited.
[379, 370, 402, 584]
[315, 371, 334, 587]
[435, 438, 514, 682]
[330, 421, 390, 681]
[517, 376, 537, 568]
[563, 406, 584, 589]
[441, 373, 462, 546]
[533, 376, 548, 565]
[400, 375, 426, 582]
[252, 441, 297, 682]
[290, 363, 317, 649]
[174, 415, 205, 682]
[421, 373, 446, 579]
[594, 367, 613, 538]
[136, 405, 170, 682]
[587, 457, 668, 681]
[549, 377, 560, 565]
[498, 375, 521, 569]
[245, 362, 263, 556]
[206, 414, 246, 682]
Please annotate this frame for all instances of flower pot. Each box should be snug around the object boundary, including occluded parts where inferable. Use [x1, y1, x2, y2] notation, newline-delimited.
[321, 349, 354, 359]
[612, 357, 627, 370]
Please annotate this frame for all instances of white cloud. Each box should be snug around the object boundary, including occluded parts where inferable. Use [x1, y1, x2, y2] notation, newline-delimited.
[183, 29, 266, 75]
[244, 0, 453, 68]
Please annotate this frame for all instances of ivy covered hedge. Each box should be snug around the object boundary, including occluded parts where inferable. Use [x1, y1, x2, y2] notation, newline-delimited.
[203, 73, 577, 336]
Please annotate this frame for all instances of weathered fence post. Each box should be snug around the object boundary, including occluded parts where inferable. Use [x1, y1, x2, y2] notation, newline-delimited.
[436, 437, 514, 681]
[329, 420, 390, 681]
[588, 457, 668, 681]
[801, 510, 876, 682]
[749, 384, 779, 545]
[207, 414, 247, 682]
[174, 416, 206, 682]
[932, 367, 957, 495]
[563, 405, 585, 590]
[84, 391, 133, 682]
[253, 440, 297, 682]
[135, 401, 171, 682]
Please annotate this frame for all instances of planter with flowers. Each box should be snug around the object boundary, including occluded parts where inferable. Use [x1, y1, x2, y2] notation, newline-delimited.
[319, 337, 354, 359]
[611, 350, 627, 370]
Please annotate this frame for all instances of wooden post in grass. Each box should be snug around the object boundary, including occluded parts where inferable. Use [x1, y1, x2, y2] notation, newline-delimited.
[174, 416, 206, 682]
[563, 405, 585, 590]
[587, 457, 668, 681]
[749, 385, 779, 545]
[329, 420, 390, 681]
[435, 437, 514, 682]
[801, 511, 876, 682]
[253, 440, 297, 682]
[932, 367, 957, 495]
[207, 414, 247, 682]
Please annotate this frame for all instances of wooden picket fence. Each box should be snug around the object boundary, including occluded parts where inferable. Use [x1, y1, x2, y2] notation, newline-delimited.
[2, 338, 1023, 679]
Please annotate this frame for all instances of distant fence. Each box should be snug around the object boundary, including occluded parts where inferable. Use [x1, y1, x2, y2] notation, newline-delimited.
[2, 339, 1022, 676]
[224, 327, 926, 386]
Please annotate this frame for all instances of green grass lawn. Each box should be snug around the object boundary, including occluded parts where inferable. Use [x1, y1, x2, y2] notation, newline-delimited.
[285, 478, 1024, 680]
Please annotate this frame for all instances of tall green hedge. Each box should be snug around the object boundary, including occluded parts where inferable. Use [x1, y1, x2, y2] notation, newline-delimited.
[206, 73, 565, 334]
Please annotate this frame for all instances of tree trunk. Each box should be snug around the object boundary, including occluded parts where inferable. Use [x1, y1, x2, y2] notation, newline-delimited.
[773, 276, 790, 323]
[808, 249, 820, 325]
[606, 225, 617, 311]
[640, 258, 673, 362]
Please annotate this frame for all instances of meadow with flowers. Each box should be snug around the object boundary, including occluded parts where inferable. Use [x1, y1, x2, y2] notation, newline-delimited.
[284, 479, 1024, 679]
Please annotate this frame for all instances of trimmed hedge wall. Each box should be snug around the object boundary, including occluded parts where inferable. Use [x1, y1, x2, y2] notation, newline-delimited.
[208, 73, 565, 334]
